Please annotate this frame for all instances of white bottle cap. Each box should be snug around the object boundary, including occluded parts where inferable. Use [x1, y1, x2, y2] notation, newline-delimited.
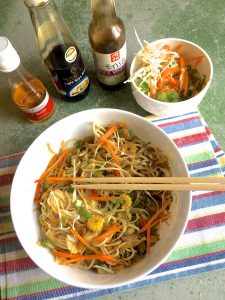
[0, 37, 20, 72]
[24, 0, 49, 7]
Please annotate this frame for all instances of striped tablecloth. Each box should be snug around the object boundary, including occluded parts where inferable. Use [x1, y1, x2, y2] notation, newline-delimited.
[1, 110, 225, 299]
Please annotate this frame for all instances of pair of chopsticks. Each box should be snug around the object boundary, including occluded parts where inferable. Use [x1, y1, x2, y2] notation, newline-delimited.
[64, 176, 225, 191]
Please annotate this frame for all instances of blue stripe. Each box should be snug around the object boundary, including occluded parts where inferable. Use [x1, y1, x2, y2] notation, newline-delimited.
[217, 153, 225, 159]
[191, 192, 225, 210]
[0, 154, 23, 169]
[0, 237, 23, 253]
[153, 250, 225, 273]
[158, 119, 202, 135]
[211, 139, 220, 151]
[187, 159, 218, 171]
[190, 167, 222, 177]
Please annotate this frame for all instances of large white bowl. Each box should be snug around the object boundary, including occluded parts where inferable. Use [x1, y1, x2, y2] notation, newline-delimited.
[130, 38, 213, 116]
[10, 108, 191, 289]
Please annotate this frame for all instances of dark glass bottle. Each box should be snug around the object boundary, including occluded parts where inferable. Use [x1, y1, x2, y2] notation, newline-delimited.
[88, 0, 127, 90]
[24, 0, 90, 100]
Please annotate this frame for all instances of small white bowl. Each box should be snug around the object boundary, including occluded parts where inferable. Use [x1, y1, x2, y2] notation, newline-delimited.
[130, 38, 213, 116]
[10, 108, 191, 289]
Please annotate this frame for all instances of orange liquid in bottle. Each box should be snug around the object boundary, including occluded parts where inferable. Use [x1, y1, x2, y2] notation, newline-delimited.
[12, 78, 54, 122]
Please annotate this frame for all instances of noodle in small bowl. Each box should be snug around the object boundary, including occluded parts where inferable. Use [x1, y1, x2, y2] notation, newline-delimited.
[10, 108, 191, 289]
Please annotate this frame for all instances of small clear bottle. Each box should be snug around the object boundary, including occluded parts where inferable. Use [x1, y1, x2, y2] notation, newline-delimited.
[24, 0, 90, 100]
[0, 37, 54, 122]
[89, 0, 127, 89]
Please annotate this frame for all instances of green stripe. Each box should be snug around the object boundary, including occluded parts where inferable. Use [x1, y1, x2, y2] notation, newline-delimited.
[0, 197, 9, 207]
[184, 150, 215, 165]
[2, 277, 67, 299]
[166, 238, 225, 262]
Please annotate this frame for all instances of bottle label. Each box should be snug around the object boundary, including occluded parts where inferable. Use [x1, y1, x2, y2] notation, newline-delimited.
[65, 46, 77, 63]
[22, 91, 54, 122]
[47, 52, 89, 98]
[93, 42, 127, 86]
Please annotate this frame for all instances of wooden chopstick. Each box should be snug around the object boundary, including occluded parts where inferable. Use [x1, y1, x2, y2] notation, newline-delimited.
[65, 176, 225, 192]
[47, 176, 225, 183]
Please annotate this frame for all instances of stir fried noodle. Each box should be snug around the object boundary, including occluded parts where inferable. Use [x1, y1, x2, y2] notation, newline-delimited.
[35, 123, 174, 273]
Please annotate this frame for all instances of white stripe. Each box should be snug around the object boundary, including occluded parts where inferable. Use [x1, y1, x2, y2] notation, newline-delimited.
[175, 225, 225, 248]
[189, 203, 225, 220]
[179, 142, 213, 158]
[0, 267, 50, 286]
[0, 165, 17, 175]
[168, 127, 205, 141]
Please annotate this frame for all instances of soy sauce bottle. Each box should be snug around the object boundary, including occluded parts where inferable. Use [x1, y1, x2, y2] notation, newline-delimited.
[89, 0, 127, 90]
[24, 0, 90, 100]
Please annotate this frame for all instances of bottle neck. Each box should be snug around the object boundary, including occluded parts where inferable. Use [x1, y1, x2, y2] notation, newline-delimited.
[27, 0, 74, 60]
[7, 64, 33, 86]
[91, 0, 117, 26]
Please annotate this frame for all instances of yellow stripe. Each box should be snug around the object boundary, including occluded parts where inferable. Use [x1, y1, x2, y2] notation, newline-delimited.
[189, 207, 225, 220]
[0, 222, 14, 234]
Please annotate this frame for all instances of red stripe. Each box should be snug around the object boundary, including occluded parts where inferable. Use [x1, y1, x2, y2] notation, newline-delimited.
[205, 126, 211, 136]
[0, 257, 36, 273]
[173, 132, 208, 147]
[0, 173, 14, 186]
[192, 191, 225, 200]
[187, 158, 215, 167]
[158, 116, 200, 128]
[185, 212, 225, 232]
[0, 236, 18, 244]
[0, 151, 24, 161]
[214, 147, 222, 153]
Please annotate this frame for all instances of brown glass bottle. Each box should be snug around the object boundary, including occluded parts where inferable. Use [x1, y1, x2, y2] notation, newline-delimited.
[88, 0, 127, 90]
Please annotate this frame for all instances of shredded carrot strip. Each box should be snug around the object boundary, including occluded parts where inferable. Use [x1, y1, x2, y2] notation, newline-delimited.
[146, 225, 151, 254]
[166, 75, 179, 88]
[46, 154, 58, 169]
[57, 155, 67, 178]
[34, 182, 42, 204]
[93, 224, 123, 241]
[157, 77, 163, 90]
[149, 78, 156, 98]
[179, 54, 188, 96]
[161, 44, 171, 51]
[99, 125, 117, 142]
[52, 250, 80, 258]
[58, 254, 124, 265]
[104, 140, 121, 162]
[71, 229, 99, 254]
[39, 150, 68, 181]
[140, 199, 172, 233]
[173, 44, 182, 52]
